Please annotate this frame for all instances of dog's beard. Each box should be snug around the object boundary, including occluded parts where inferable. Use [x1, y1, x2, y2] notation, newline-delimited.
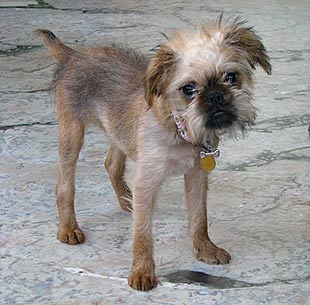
[183, 89, 256, 147]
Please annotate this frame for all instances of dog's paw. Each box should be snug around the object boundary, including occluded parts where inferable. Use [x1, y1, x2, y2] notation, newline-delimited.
[57, 227, 85, 245]
[128, 263, 158, 291]
[119, 196, 133, 212]
[195, 241, 231, 265]
[118, 185, 133, 212]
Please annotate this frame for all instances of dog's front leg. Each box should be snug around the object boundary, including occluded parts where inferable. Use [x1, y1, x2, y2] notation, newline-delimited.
[184, 166, 231, 264]
[128, 168, 161, 291]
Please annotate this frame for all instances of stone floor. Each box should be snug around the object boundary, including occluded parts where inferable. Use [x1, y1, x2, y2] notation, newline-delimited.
[1, 1, 310, 304]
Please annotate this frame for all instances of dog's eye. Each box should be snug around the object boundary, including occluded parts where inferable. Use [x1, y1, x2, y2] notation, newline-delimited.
[225, 72, 238, 85]
[181, 83, 197, 98]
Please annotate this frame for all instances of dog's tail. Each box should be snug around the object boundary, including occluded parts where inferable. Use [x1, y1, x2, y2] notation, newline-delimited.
[36, 29, 74, 63]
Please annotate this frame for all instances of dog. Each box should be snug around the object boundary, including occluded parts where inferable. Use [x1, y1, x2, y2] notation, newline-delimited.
[37, 16, 271, 291]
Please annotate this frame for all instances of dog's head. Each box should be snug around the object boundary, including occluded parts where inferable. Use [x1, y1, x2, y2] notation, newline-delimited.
[145, 17, 271, 146]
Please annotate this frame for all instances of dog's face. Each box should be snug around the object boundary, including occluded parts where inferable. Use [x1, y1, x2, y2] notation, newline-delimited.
[145, 19, 271, 147]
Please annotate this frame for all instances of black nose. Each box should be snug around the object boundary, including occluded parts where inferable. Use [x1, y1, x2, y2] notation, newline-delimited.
[207, 91, 224, 106]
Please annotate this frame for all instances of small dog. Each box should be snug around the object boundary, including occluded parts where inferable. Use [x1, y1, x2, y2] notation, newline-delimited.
[37, 16, 271, 291]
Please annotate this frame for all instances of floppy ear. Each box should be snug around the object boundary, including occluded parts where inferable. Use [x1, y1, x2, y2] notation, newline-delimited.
[224, 22, 272, 75]
[145, 45, 177, 106]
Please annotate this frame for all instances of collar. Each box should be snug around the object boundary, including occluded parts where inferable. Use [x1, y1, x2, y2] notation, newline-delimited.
[171, 110, 193, 143]
[171, 110, 220, 171]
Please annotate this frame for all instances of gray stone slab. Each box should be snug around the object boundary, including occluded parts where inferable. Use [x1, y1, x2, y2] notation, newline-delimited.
[0, 0, 37, 7]
[0, 0, 310, 304]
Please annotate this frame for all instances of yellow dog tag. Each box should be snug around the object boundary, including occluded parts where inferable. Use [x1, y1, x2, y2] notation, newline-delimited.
[200, 149, 220, 172]
[200, 155, 216, 172]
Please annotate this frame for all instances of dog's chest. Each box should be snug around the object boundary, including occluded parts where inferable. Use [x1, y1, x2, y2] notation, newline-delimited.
[139, 114, 200, 176]
[142, 140, 198, 177]
[165, 145, 197, 175]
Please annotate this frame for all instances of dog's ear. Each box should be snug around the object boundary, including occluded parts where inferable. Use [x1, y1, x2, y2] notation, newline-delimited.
[145, 44, 177, 106]
[224, 22, 272, 75]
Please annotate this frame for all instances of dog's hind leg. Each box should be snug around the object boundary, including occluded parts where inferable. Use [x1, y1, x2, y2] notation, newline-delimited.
[55, 98, 85, 245]
[105, 144, 133, 212]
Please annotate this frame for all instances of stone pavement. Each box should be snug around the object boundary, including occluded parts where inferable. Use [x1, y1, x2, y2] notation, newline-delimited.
[1, 1, 310, 304]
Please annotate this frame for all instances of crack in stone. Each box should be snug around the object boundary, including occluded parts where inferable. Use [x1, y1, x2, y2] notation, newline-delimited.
[0, 121, 57, 131]
[273, 89, 309, 101]
[0, 0, 53, 9]
[80, 8, 145, 15]
[272, 48, 310, 62]
[35, 6, 145, 15]
[0, 89, 48, 94]
[0, 45, 42, 57]
[21, 63, 55, 73]
[0, 2, 145, 15]
[254, 113, 310, 133]
[211, 194, 284, 223]
[93, 24, 142, 30]
[226, 146, 310, 171]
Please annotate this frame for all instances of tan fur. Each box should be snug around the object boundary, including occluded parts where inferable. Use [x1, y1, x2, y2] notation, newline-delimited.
[37, 18, 271, 291]
[55, 91, 85, 244]
[104, 145, 133, 212]
[36, 29, 74, 63]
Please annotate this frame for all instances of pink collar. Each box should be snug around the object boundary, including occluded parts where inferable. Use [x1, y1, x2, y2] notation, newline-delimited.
[171, 110, 220, 153]
[171, 110, 221, 171]
[171, 110, 193, 143]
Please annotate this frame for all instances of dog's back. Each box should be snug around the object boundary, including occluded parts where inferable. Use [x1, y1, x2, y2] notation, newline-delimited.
[37, 29, 148, 124]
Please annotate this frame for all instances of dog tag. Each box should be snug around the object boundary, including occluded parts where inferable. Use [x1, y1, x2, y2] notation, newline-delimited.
[200, 149, 220, 172]
[200, 155, 216, 172]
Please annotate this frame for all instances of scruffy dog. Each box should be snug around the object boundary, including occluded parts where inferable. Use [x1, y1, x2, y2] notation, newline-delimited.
[37, 16, 271, 291]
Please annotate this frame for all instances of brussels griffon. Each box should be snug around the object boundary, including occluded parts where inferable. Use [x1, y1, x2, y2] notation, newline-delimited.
[37, 16, 271, 291]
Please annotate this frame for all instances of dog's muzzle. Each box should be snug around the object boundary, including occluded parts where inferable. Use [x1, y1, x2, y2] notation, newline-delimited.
[204, 91, 237, 130]
[206, 91, 224, 106]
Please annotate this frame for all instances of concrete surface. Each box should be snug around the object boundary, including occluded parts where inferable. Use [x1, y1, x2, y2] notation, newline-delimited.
[1, 1, 310, 304]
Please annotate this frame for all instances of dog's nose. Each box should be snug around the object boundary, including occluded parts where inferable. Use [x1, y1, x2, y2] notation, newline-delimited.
[206, 91, 224, 106]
